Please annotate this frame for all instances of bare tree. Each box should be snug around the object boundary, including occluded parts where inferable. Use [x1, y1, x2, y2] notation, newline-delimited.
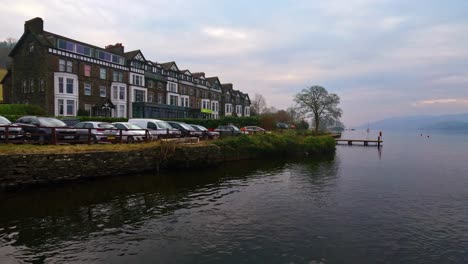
[250, 93, 267, 115]
[294, 85, 342, 132]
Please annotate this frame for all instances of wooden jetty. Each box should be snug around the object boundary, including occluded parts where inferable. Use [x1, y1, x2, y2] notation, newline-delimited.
[335, 138, 383, 147]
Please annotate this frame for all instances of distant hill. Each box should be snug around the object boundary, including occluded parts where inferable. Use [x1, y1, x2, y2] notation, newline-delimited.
[359, 113, 468, 130]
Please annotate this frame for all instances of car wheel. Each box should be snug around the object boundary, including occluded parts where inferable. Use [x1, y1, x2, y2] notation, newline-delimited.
[127, 136, 135, 143]
[38, 133, 47, 145]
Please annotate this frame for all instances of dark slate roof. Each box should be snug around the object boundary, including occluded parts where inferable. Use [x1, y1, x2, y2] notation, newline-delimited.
[221, 83, 233, 90]
[206, 76, 221, 85]
[124, 50, 141, 60]
[192, 72, 205, 78]
[160, 61, 177, 70]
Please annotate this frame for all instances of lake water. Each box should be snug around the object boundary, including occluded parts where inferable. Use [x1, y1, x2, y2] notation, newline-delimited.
[1, 130, 468, 263]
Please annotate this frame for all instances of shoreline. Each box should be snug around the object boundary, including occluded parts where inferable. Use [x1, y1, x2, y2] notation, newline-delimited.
[0, 135, 335, 191]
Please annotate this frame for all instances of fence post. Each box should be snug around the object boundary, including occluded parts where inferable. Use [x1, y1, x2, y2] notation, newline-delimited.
[119, 129, 123, 144]
[87, 128, 91, 145]
[4, 126, 9, 144]
[51, 127, 57, 145]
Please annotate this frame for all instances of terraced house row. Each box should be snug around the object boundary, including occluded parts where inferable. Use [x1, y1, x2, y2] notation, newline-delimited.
[1, 18, 251, 119]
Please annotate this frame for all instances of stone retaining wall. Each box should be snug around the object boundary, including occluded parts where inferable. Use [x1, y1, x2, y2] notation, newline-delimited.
[0, 144, 222, 191]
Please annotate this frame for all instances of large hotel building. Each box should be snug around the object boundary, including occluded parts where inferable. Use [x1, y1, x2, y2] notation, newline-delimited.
[1, 18, 251, 119]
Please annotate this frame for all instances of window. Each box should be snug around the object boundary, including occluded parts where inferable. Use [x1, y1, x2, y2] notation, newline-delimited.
[39, 79, 45, 92]
[211, 101, 218, 112]
[29, 79, 34, 93]
[157, 93, 163, 104]
[181, 96, 189, 107]
[157, 82, 163, 89]
[58, 77, 64, 93]
[66, 100, 75, 116]
[169, 95, 178, 106]
[100, 68, 107, 79]
[134, 89, 146, 102]
[84, 83, 91, 96]
[148, 92, 154, 102]
[58, 99, 64, 115]
[244, 107, 250, 116]
[113, 71, 123, 82]
[148, 80, 153, 88]
[167, 82, 177, 93]
[100, 86, 106, 97]
[66, 61, 73, 73]
[112, 86, 118, 100]
[119, 86, 125, 100]
[59, 59, 65, 71]
[118, 105, 125, 118]
[132, 75, 143, 86]
[84, 65, 91, 77]
[236, 105, 242, 115]
[225, 104, 232, 114]
[66, 78, 74, 94]
[202, 100, 209, 109]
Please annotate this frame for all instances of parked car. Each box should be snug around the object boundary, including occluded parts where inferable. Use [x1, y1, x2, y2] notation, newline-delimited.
[167, 121, 203, 138]
[215, 125, 243, 137]
[189, 124, 220, 140]
[73, 121, 119, 143]
[128, 119, 181, 139]
[276, 122, 290, 129]
[0, 115, 25, 142]
[112, 122, 149, 143]
[15, 116, 80, 144]
[241, 126, 269, 134]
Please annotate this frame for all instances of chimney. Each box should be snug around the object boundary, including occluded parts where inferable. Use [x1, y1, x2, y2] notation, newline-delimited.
[105, 43, 125, 54]
[24, 17, 44, 34]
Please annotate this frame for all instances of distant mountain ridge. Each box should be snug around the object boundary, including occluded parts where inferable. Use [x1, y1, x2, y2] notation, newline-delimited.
[358, 113, 468, 130]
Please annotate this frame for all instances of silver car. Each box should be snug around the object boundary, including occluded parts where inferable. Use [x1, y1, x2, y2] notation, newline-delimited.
[112, 122, 149, 143]
[74, 121, 119, 143]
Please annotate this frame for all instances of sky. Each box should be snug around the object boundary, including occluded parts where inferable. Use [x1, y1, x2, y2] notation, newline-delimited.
[1, 0, 468, 126]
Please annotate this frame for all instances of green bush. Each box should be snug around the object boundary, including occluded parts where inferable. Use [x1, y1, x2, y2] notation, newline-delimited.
[213, 133, 335, 159]
[0, 104, 46, 116]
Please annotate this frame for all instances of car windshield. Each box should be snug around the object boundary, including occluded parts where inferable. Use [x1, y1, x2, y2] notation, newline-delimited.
[98, 123, 115, 129]
[38, 117, 67, 127]
[156, 121, 172, 129]
[179, 123, 194, 130]
[231, 126, 240, 131]
[0, 116, 11, 125]
[196, 125, 208, 131]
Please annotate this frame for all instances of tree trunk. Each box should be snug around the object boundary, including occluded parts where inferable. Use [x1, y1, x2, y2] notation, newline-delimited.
[314, 114, 320, 132]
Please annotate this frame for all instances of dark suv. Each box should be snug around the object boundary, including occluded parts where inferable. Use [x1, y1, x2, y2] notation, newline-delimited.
[167, 121, 203, 138]
[215, 125, 243, 137]
[15, 116, 80, 144]
[0, 115, 25, 142]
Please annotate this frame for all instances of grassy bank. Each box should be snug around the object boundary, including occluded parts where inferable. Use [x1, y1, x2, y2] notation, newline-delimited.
[0, 141, 164, 155]
[213, 132, 335, 160]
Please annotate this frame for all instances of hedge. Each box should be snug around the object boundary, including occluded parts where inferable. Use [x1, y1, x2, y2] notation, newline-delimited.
[0, 104, 46, 116]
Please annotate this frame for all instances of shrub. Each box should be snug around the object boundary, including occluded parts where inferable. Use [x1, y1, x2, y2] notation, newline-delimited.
[213, 133, 335, 159]
[0, 104, 46, 116]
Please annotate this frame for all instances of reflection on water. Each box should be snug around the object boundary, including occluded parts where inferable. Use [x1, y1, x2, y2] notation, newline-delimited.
[1, 131, 468, 263]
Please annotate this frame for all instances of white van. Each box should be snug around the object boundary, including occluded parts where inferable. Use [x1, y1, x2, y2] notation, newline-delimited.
[128, 119, 181, 139]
